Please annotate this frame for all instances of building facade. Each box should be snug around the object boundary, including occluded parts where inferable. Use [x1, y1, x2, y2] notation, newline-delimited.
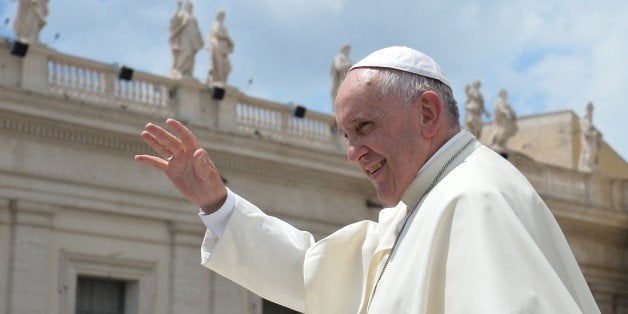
[0, 39, 626, 313]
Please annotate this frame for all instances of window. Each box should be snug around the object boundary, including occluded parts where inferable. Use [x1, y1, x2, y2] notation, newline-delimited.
[75, 276, 126, 314]
[262, 299, 301, 314]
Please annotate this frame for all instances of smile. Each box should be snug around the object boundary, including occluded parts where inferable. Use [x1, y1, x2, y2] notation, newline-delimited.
[366, 161, 384, 175]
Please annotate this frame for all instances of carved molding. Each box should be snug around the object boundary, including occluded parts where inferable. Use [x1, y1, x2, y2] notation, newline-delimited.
[58, 250, 157, 314]
[511, 151, 627, 213]
[0, 111, 373, 195]
[558, 217, 628, 246]
[12, 200, 59, 228]
[168, 221, 205, 247]
[0, 111, 148, 154]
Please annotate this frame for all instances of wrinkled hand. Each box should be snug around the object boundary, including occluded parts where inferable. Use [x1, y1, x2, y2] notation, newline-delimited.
[134, 119, 227, 214]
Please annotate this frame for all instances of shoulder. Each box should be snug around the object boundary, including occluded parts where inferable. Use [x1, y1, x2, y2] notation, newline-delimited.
[433, 145, 542, 213]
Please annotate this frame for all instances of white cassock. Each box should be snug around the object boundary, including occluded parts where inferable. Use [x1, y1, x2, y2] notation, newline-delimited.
[200, 131, 600, 314]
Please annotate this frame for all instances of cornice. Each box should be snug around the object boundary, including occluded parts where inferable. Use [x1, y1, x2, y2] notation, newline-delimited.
[0, 109, 373, 197]
[557, 216, 628, 246]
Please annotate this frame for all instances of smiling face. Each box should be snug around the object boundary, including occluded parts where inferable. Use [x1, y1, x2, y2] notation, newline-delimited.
[335, 69, 432, 206]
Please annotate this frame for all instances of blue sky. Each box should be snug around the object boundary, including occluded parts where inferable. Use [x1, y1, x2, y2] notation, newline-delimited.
[1, 0, 626, 160]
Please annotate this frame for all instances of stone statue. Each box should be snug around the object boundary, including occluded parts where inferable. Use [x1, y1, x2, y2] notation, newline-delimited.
[578, 102, 602, 173]
[491, 89, 518, 151]
[464, 80, 490, 138]
[13, 0, 49, 43]
[207, 10, 234, 84]
[169, 1, 204, 80]
[331, 44, 352, 103]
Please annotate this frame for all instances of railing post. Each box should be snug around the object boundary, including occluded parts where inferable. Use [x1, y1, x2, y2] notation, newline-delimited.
[215, 85, 239, 132]
[280, 109, 290, 140]
[172, 78, 206, 125]
[104, 70, 116, 104]
[0, 38, 20, 86]
[20, 44, 50, 94]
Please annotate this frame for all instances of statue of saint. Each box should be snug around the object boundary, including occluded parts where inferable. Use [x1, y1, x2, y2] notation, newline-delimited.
[578, 102, 602, 173]
[207, 10, 234, 84]
[491, 89, 518, 151]
[13, 0, 49, 43]
[169, 1, 204, 80]
[464, 80, 490, 138]
[330, 44, 352, 103]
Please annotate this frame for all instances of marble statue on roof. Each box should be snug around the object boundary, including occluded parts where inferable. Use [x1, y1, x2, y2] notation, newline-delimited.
[578, 102, 602, 172]
[207, 10, 234, 84]
[464, 80, 490, 138]
[169, 1, 204, 80]
[13, 0, 49, 43]
[491, 89, 518, 152]
[331, 44, 352, 104]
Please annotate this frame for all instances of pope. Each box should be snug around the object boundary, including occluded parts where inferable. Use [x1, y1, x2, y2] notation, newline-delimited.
[136, 46, 599, 313]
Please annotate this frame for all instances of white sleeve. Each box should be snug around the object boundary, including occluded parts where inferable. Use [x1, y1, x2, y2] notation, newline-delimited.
[197, 188, 236, 237]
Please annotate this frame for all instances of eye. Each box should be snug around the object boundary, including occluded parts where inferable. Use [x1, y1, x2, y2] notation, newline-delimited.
[357, 121, 374, 134]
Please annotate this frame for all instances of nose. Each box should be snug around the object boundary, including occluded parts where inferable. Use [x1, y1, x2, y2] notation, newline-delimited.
[347, 142, 367, 164]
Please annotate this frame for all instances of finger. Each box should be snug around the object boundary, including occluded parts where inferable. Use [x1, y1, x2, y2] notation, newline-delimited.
[140, 131, 174, 159]
[166, 119, 202, 152]
[134, 154, 168, 171]
[145, 122, 185, 155]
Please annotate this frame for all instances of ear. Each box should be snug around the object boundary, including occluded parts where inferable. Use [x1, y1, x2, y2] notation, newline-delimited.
[418, 91, 443, 138]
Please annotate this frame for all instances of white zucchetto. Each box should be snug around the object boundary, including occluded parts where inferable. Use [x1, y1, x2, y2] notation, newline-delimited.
[350, 46, 451, 88]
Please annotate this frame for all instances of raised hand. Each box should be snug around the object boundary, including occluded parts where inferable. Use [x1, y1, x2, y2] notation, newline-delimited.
[134, 119, 227, 214]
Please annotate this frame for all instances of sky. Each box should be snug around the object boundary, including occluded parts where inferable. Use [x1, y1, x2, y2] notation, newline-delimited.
[1, 0, 626, 160]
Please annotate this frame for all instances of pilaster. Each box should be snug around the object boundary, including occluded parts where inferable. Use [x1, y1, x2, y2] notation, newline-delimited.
[7, 200, 56, 314]
[168, 221, 209, 314]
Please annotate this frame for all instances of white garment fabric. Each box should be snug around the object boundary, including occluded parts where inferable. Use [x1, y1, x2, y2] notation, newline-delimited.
[198, 188, 235, 237]
[199, 131, 467, 238]
[200, 131, 599, 313]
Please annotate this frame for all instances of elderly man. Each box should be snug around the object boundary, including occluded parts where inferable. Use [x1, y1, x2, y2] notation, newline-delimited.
[135, 47, 599, 313]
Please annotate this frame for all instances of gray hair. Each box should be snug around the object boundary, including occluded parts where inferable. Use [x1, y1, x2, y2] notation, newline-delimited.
[367, 68, 460, 128]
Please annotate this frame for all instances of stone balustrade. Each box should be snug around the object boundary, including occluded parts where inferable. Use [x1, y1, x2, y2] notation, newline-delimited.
[0, 37, 344, 154]
[512, 153, 628, 213]
[0, 37, 624, 212]
[231, 91, 340, 153]
[47, 51, 174, 116]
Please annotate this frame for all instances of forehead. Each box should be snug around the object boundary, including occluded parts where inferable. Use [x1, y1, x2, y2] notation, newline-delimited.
[334, 69, 389, 125]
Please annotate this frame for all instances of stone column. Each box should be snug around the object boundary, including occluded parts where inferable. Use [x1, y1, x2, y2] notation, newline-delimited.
[168, 221, 210, 314]
[6, 200, 55, 314]
[0, 199, 11, 314]
[615, 292, 628, 314]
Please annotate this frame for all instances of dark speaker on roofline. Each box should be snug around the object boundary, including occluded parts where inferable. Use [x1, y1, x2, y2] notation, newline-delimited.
[211, 87, 225, 100]
[10, 41, 28, 57]
[294, 105, 306, 118]
[118, 66, 134, 81]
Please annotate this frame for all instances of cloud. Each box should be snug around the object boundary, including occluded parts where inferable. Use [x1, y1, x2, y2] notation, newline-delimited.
[0, 0, 626, 159]
[260, 0, 347, 17]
